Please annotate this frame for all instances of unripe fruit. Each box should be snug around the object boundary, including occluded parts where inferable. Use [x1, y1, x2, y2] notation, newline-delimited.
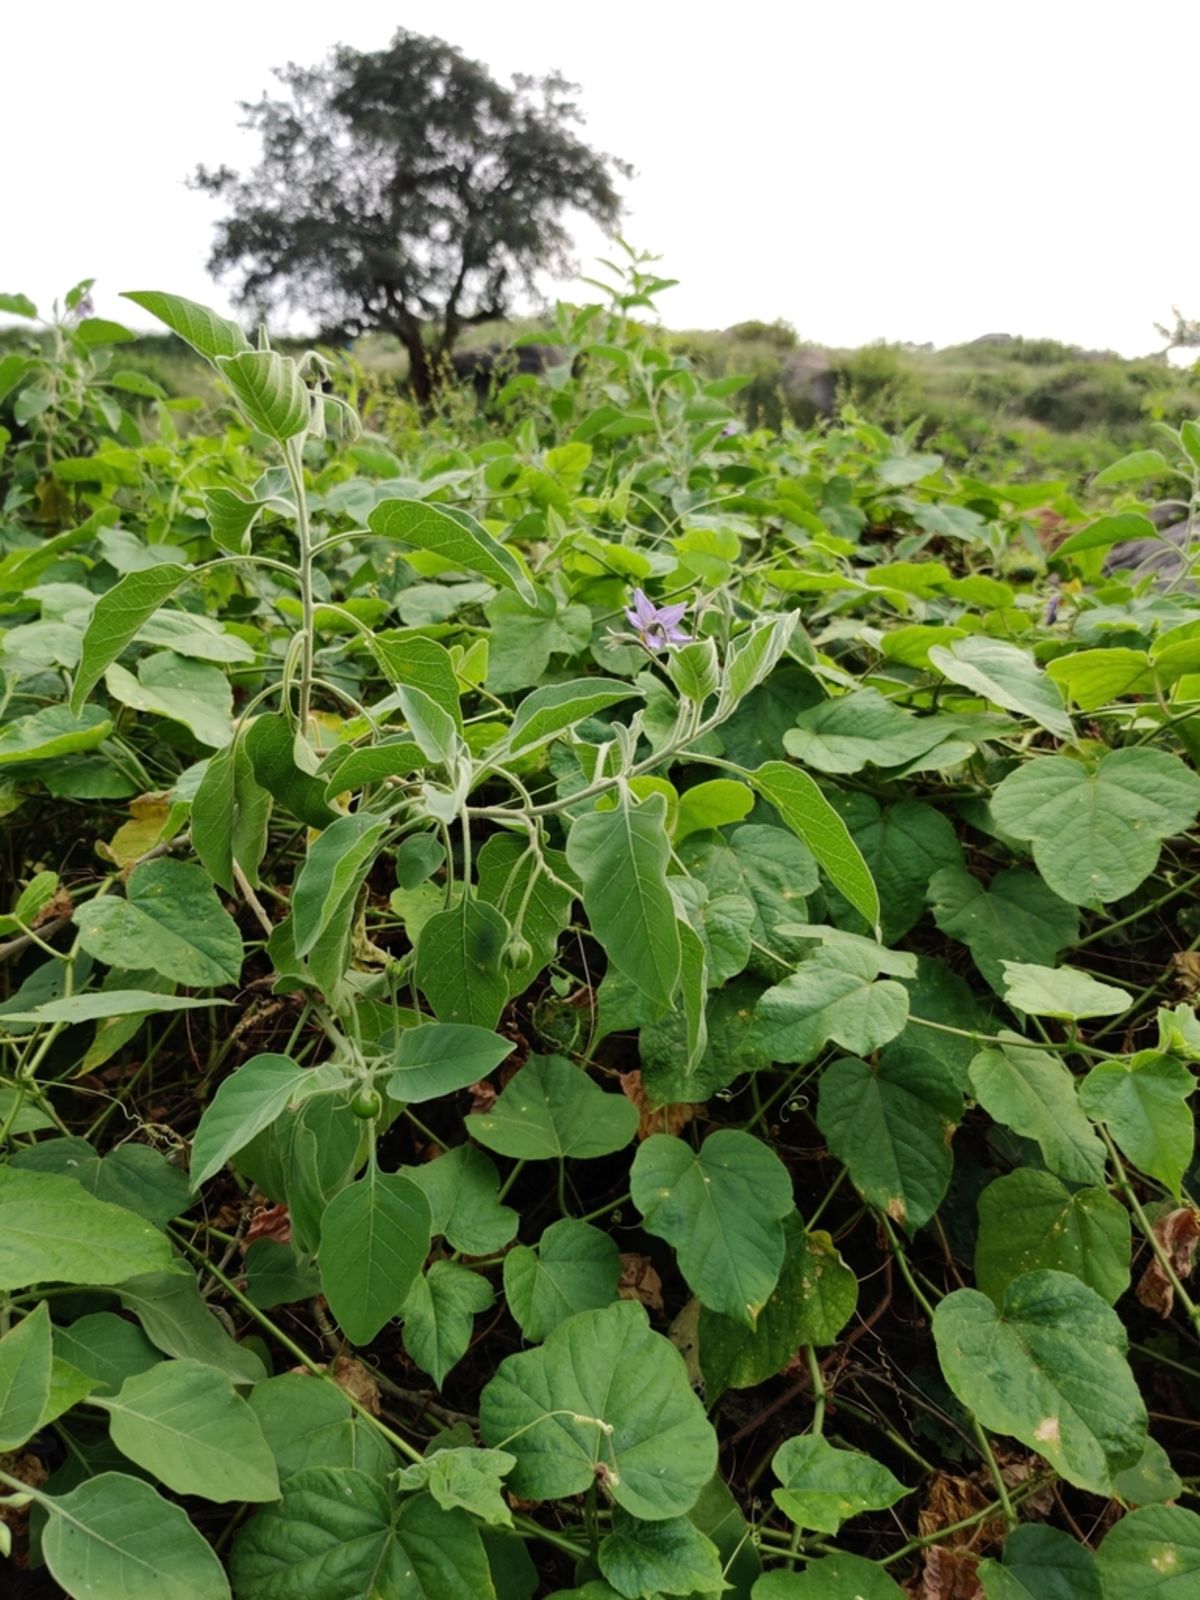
[350, 1087, 383, 1120]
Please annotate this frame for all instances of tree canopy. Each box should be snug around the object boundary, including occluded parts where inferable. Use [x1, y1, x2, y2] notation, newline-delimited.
[194, 29, 629, 401]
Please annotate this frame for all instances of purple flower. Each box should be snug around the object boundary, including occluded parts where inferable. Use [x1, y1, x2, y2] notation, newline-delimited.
[625, 589, 690, 650]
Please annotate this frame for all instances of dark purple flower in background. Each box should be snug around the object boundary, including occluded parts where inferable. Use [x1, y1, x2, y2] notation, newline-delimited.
[626, 589, 690, 650]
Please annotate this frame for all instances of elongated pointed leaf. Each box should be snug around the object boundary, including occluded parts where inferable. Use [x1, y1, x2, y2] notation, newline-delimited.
[0, 1168, 172, 1290]
[747, 761, 879, 928]
[71, 564, 189, 712]
[97, 1358, 279, 1502]
[566, 790, 681, 1010]
[319, 1167, 432, 1345]
[216, 350, 309, 441]
[506, 678, 641, 756]
[123, 289, 250, 361]
[190, 1054, 341, 1188]
[370, 498, 535, 604]
[0, 1300, 52, 1450]
[42, 1471, 232, 1600]
[383, 1022, 514, 1104]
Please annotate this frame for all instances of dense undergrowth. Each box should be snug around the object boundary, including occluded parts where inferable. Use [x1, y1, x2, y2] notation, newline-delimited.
[2, 256, 1200, 1599]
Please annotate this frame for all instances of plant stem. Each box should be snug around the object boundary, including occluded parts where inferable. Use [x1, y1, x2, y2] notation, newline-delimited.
[284, 436, 315, 737]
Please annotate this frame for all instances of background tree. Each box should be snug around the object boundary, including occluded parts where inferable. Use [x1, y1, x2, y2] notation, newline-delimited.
[1155, 306, 1200, 360]
[194, 29, 629, 403]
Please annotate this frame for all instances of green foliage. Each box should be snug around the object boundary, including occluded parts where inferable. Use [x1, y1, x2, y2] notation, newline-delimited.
[4, 255, 1200, 1600]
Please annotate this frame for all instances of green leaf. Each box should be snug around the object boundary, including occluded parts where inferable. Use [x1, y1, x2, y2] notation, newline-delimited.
[479, 1301, 717, 1520]
[771, 1434, 908, 1534]
[0, 704, 112, 766]
[467, 1054, 638, 1161]
[42, 1470, 232, 1600]
[1047, 648, 1155, 711]
[403, 1260, 494, 1387]
[415, 898, 511, 1027]
[1057, 511, 1158, 556]
[0, 990, 225, 1025]
[783, 687, 971, 774]
[927, 867, 1079, 995]
[700, 1217, 857, 1396]
[670, 638, 721, 702]
[249, 1374, 392, 1480]
[678, 824, 819, 973]
[76, 859, 243, 988]
[929, 635, 1072, 739]
[933, 1270, 1147, 1493]
[394, 1446, 516, 1527]
[506, 678, 642, 757]
[0, 291, 37, 318]
[503, 1219, 620, 1342]
[105, 651, 233, 748]
[0, 1167, 172, 1290]
[752, 1552, 905, 1598]
[746, 761, 879, 928]
[71, 563, 188, 712]
[721, 613, 799, 708]
[203, 485, 266, 555]
[231, 1472, 494, 1600]
[674, 779, 755, 841]
[54, 1312, 162, 1396]
[244, 714, 337, 827]
[1001, 962, 1131, 1020]
[975, 1170, 1130, 1305]
[401, 1144, 518, 1256]
[216, 349, 310, 440]
[368, 632, 463, 724]
[370, 498, 535, 605]
[990, 749, 1200, 906]
[1112, 1438, 1184, 1510]
[832, 796, 963, 943]
[476, 833, 577, 999]
[751, 944, 909, 1065]
[123, 289, 250, 361]
[817, 1048, 961, 1230]
[190, 739, 272, 894]
[969, 1042, 1107, 1185]
[243, 1239, 322, 1310]
[319, 1166, 432, 1345]
[1093, 449, 1168, 488]
[1080, 1051, 1196, 1197]
[96, 1358, 278, 1502]
[0, 1301, 51, 1450]
[117, 1271, 266, 1383]
[1095, 1505, 1200, 1596]
[631, 1131, 793, 1326]
[291, 812, 389, 992]
[384, 1022, 515, 1104]
[566, 790, 681, 1010]
[395, 681, 463, 767]
[598, 1506, 726, 1598]
[979, 1524, 1101, 1600]
[191, 1054, 340, 1187]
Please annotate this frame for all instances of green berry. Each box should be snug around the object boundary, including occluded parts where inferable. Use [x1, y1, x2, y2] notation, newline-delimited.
[350, 1087, 383, 1120]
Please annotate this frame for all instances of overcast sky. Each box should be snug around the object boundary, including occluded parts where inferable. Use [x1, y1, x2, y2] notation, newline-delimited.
[6, 1, 1198, 356]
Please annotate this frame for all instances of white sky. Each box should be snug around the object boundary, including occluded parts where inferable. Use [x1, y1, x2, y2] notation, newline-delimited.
[5, 0, 1199, 356]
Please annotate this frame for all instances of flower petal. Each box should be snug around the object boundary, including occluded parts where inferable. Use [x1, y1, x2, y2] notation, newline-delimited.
[657, 602, 689, 627]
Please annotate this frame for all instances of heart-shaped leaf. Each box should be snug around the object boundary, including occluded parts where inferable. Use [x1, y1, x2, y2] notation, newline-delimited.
[479, 1301, 717, 1520]
[933, 1270, 1147, 1493]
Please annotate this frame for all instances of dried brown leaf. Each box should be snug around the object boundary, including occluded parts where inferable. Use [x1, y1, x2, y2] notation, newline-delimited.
[618, 1069, 698, 1139]
[1135, 1205, 1200, 1318]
